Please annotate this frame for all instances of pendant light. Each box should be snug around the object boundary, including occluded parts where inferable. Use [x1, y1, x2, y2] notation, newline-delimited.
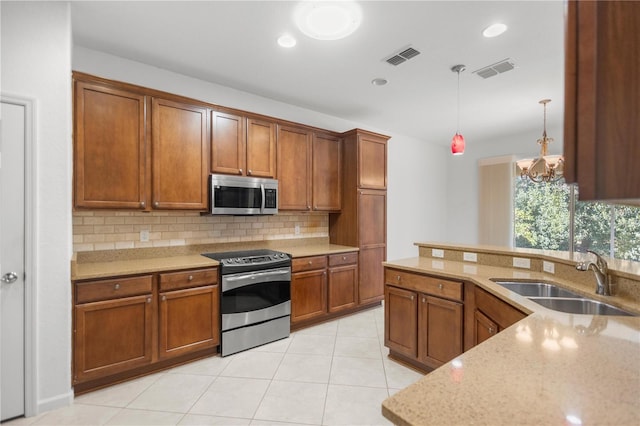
[516, 99, 564, 183]
[451, 64, 466, 155]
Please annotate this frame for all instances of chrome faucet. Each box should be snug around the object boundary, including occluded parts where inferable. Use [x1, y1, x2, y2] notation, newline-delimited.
[576, 250, 611, 296]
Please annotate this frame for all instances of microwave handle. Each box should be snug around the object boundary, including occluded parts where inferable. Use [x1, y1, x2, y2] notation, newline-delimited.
[260, 184, 265, 213]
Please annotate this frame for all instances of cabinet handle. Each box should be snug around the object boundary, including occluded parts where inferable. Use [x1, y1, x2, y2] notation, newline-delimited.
[342, 256, 347, 260]
[146, 297, 151, 304]
[410, 295, 414, 301]
[438, 283, 444, 290]
[247, 169, 252, 175]
[489, 327, 495, 334]
[188, 275, 194, 281]
[307, 205, 311, 210]
[239, 168, 243, 174]
[422, 297, 426, 303]
[114, 283, 120, 290]
[308, 261, 313, 265]
[323, 271, 327, 276]
[140, 201, 146, 208]
[162, 295, 166, 302]
[396, 275, 401, 281]
[153, 201, 159, 208]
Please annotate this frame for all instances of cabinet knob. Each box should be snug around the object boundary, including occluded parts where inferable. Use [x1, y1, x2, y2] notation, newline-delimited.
[438, 283, 444, 290]
[307, 205, 311, 210]
[489, 327, 495, 334]
[162, 295, 166, 302]
[188, 275, 194, 281]
[239, 168, 243, 174]
[114, 283, 120, 290]
[396, 275, 401, 281]
[342, 256, 347, 260]
[146, 297, 151, 304]
[422, 297, 426, 303]
[247, 169, 252, 175]
[140, 201, 146, 208]
[410, 295, 414, 301]
[308, 261, 313, 265]
[153, 201, 159, 208]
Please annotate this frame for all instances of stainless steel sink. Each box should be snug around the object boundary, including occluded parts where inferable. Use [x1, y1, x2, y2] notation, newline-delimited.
[494, 281, 582, 298]
[531, 298, 636, 316]
[491, 279, 637, 316]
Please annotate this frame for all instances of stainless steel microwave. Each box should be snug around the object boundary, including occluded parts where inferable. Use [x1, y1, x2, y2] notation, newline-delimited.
[209, 174, 278, 215]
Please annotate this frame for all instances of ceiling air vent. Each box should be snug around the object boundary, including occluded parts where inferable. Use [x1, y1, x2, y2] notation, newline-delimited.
[385, 46, 421, 66]
[473, 58, 516, 79]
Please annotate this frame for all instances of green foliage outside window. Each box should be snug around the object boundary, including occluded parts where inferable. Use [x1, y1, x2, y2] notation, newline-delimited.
[514, 179, 640, 262]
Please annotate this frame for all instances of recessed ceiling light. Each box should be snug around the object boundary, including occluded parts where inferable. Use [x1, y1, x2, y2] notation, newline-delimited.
[278, 34, 297, 48]
[294, 1, 362, 41]
[371, 78, 388, 86]
[482, 23, 508, 38]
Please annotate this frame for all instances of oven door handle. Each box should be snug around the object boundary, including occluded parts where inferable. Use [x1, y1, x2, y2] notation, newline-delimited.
[222, 268, 291, 292]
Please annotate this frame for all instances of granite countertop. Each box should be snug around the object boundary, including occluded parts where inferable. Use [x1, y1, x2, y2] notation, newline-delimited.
[71, 240, 358, 280]
[381, 255, 640, 426]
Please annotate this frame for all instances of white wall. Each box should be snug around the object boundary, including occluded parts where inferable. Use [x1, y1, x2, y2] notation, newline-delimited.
[445, 125, 563, 245]
[1, 1, 74, 414]
[73, 46, 449, 261]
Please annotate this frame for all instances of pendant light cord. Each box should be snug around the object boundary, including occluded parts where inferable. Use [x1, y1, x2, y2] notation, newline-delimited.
[456, 69, 461, 133]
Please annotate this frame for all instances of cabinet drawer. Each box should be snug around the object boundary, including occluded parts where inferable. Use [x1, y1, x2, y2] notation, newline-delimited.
[76, 275, 153, 304]
[159, 268, 218, 291]
[328, 252, 358, 267]
[292, 256, 327, 273]
[385, 269, 463, 301]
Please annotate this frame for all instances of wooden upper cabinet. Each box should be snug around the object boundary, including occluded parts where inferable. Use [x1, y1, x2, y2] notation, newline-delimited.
[211, 111, 245, 176]
[211, 112, 276, 178]
[152, 98, 209, 210]
[312, 132, 341, 211]
[74, 80, 148, 209]
[564, 0, 640, 201]
[277, 124, 312, 210]
[358, 133, 387, 190]
[246, 118, 277, 178]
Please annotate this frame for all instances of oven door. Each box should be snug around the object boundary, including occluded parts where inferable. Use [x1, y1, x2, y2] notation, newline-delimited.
[221, 267, 291, 331]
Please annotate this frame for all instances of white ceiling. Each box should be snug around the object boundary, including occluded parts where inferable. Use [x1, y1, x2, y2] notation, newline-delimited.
[71, 0, 566, 146]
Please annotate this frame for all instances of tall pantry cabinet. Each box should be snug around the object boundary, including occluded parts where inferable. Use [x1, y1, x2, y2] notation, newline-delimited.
[330, 129, 389, 306]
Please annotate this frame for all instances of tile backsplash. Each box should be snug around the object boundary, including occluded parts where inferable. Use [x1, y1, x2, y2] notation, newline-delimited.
[73, 211, 328, 252]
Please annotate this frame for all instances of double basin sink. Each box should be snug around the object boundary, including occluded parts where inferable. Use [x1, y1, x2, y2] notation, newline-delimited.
[492, 280, 637, 316]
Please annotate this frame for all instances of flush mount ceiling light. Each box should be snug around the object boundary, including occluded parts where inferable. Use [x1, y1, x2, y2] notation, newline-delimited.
[277, 34, 297, 48]
[450, 64, 466, 156]
[294, 1, 362, 40]
[482, 23, 508, 38]
[516, 99, 564, 183]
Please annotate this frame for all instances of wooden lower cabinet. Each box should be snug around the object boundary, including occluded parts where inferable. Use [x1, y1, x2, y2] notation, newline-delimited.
[384, 285, 417, 358]
[474, 286, 527, 344]
[474, 309, 498, 346]
[358, 246, 385, 305]
[418, 295, 463, 367]
[159, 285, 219, 359]
[291, 269, 327, 323]
[328, 263, 358, 313]
[74, 293, 153, 384]
[73, 267, 219, 392]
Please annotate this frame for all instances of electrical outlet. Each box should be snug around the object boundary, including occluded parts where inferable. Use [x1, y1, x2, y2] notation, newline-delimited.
[463, 252, 477, 262]
[432, 249, 444, 258]
[294, 225, 300, 235]
[543, 261, 555, 274]
[140, 230, 149, 242]
[512, 257, 531, 269]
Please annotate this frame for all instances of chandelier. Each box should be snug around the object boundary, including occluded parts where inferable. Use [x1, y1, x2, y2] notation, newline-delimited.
[516, 99, 564, 183]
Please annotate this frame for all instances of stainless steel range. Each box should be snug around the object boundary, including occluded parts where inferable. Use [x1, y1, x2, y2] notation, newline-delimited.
[202, 249, 291, 356]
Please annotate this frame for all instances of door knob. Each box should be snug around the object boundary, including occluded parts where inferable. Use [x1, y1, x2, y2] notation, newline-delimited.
[1, 272, 19, 284]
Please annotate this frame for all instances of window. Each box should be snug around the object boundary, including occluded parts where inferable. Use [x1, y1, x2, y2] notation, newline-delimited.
[514, 179, 640, 262]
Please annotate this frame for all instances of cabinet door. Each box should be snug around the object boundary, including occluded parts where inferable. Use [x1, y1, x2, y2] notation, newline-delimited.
[74, 294, 153, 383]
[384, 285, 417, 358]
[418, 295, 463, 367]
[211, 111, 245, 175]
[152, 98, 209, 210]
[277, 125, 312, 210]
[359, 246, 385, 305]
[312, 133, 342, 211]
[291, 269, 327, 324]
[474, 309, 498, 346]
[328, 264, 357, 313]
[246, 118, 277, 178]
[358, 190, 386, 247]
[564, 1, 640, 200]
[74, 81, 147, 209]
[358, 134, 387, 190]
[159, 285, 219, 359]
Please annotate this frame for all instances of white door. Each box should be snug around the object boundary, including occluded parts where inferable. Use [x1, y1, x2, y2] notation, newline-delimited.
[0, 100, 26, 421]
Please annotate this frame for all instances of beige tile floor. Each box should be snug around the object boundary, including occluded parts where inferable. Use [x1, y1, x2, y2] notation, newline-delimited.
[7, 306, 424, 426]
